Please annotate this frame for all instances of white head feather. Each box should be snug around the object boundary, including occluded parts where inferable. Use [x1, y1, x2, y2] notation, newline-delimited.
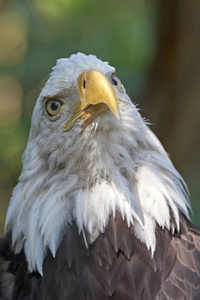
[6, 53, 190, 275]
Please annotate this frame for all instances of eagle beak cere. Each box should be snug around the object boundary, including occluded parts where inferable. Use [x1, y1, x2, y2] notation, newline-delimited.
[63, 69, 120, 131]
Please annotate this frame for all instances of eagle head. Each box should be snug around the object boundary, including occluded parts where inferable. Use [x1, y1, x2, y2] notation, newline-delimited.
[5, 53, 190, 275]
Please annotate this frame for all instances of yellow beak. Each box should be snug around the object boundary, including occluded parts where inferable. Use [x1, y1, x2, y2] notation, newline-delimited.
[63, 69, 120, 131]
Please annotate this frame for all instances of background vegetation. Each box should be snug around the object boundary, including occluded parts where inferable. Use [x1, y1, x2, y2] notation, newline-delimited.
[0, 0, 200, 234]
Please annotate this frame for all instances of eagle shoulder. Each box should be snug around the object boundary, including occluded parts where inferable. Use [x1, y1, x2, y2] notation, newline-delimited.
[156, 215, 200, 299]
[0, 232, 42, 299]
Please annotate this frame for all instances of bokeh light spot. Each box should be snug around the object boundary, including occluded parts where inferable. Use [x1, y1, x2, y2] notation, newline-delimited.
[0, 11, 28, 66]
[0, 75, 23, 130]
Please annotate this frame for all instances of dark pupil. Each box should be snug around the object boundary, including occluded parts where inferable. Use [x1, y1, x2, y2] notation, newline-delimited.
[51, 102, 58, 111]
[112, 78, 118, 86]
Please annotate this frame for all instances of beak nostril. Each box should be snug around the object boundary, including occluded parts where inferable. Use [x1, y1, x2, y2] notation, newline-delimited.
[83, 80, 86, 89]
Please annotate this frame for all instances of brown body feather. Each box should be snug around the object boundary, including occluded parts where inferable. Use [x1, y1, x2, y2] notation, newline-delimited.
[0, 212, 200, 300]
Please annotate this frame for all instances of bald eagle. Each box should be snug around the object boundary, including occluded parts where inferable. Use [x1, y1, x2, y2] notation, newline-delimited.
[1, 53, 200, 300]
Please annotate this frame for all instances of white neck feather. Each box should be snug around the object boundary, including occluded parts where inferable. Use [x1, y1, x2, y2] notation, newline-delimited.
[6, 103, 190, 275]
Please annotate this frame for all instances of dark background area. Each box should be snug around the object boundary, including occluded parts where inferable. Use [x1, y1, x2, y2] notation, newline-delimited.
[0, 0, 200, 234]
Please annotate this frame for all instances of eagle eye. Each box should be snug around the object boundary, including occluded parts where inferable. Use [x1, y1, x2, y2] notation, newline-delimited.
[112, 78, 118, 86]
[45, 99, 63, 117]
[111, 76, 122, 89]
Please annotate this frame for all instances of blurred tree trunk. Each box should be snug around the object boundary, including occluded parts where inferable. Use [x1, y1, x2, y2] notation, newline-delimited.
[140, 0, 200, 178]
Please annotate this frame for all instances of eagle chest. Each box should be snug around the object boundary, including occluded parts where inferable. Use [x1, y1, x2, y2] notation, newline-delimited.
[40, 213, 169, 300]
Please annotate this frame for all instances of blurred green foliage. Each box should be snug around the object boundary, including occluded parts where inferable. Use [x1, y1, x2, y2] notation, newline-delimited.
[0, 0, 199, 235]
